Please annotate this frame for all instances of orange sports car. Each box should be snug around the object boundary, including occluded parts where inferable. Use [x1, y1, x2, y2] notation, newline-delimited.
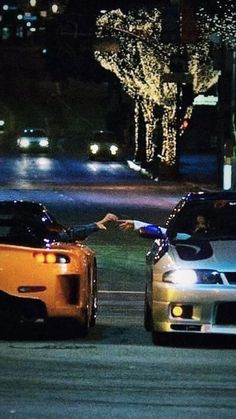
[0, 200, 97, 336]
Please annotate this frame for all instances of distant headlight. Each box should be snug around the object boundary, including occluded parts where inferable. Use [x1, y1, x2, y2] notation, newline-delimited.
[110, 145, 118, 155]
[163, 269, 222, 285]
[90, 143, 99, 154]
[39, 138, 49, 148]
[19, 138, 30, 148]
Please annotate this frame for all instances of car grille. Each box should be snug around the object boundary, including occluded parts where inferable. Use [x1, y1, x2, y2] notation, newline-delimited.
[215, 302, 236, 325]
[224, 272, 236, 284]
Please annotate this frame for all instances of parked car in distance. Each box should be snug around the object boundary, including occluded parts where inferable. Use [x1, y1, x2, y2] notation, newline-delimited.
[0, 200, 97, 336]
[141, 191, 236, 345]
[16, 128, 50, 152]
[88, 130, 120, 161]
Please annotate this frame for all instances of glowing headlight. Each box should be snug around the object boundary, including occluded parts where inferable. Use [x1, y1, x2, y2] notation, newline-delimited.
[39, 138, 49, 147]
[110, 145, 118, 155]
[19, 138, 30, 148]
[163, 269, 222, 285]
[90, 144, 99, 154]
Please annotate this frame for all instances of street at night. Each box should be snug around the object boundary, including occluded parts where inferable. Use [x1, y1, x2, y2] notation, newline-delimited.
[0, 0, 236, 418]
[0, 155, 235, 418]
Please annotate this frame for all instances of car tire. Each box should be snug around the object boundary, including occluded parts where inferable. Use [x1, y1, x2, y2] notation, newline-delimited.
[89, 264, 97, 328]
[78, 308, 90, 337]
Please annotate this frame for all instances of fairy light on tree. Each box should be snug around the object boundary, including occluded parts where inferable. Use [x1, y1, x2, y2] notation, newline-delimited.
[197, 0, 236, 49]
[94, 4, 234, 168]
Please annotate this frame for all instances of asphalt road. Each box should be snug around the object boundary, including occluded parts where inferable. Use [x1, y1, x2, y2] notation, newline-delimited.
[0, 154, 235, 419]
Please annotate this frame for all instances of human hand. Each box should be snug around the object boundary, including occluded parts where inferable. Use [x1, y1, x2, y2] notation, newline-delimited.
[118, 220, 135, 231]
[96, 213, 118, 230]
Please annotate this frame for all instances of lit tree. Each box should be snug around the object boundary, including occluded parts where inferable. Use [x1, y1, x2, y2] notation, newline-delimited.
[197, 0, 236, 49]
[94, 3, 235, 169]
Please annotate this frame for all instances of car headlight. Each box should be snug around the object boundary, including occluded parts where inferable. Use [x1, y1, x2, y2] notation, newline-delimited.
[163, 269, 222, 285]
[39, 138, 49, 147]
[19, 138, 30, 148]
[90, 144, 99, 154]
[110, 145, 118, 155]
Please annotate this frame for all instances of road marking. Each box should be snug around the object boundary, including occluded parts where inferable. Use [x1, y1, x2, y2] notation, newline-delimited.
[98, 290, 144, 295]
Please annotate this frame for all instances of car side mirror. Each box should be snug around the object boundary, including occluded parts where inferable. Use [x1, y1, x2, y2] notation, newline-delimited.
[139, 225, 165, 239]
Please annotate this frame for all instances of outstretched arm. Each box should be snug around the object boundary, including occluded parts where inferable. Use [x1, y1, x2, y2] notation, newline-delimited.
[53, 213, 118, 242]
[119, 219, 167, 236]
[96, 213, 118, 230]
[118, 220, 150, 231]
[69, 213, 118, 240]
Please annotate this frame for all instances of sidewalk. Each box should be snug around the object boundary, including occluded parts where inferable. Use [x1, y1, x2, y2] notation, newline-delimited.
[127, 157, 220, 193]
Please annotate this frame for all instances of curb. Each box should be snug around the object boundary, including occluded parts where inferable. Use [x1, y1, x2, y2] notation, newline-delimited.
[127, 160, 219, 193]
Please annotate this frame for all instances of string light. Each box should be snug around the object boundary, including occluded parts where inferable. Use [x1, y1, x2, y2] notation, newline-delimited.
[94, 4, 235, 167]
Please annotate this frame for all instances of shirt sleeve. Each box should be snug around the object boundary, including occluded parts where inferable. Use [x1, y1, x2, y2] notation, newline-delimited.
[70, 223, 99, 240]
[133, 220, 151, 230]
[133, 220, 167, 235]
[58, 223, 99, 241]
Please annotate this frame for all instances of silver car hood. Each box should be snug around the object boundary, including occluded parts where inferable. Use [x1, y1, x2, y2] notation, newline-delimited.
[171, 240, 236, 271]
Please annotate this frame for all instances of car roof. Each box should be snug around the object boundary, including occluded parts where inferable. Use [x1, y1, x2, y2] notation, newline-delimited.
[20, 128, 47, 135]
[0, 200, 48, 217]
[184, 192, 236, 202]
[0, 200, 45, 209]
[0, 200, 58, 228]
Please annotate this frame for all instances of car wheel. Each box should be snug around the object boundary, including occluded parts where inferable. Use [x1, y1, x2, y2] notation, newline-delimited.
[144, 290, 152, 332]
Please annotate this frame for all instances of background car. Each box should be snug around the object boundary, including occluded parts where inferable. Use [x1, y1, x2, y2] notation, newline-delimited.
[141, 191, 236, 345]
[0, 201, 97, 336]
[88, 130, 120, 161]
[16, 128, 50, 152]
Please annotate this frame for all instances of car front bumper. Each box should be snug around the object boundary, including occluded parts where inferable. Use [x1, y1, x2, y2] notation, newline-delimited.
[152, 283, 236, 334]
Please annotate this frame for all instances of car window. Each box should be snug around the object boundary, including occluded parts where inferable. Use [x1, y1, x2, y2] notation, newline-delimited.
[21, 129, 47, 137]
[168, 199, 236, 240]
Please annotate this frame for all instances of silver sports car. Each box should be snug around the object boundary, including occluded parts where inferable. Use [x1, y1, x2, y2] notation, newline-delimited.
[141, 191, 236, 345]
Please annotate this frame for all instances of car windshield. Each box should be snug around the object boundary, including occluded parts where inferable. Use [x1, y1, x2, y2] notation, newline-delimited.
[22, 129, 46, 137]
[169, 199, 236, 241]
[93, 131, 116, 142]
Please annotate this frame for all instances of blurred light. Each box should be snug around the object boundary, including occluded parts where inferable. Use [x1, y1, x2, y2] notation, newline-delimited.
[19, 138, 30, 148]
[26, 22, 32, 27]
[0, 120, 5, 126]
[90, 144, 99, 154]
[164, 270, 198, 285]
[52, 4, 58, 13]
[110, 145, 118, 155]
[30, 0, 37, 6]
[39, 139, 49, 147]
[36, 157, 51, 170]
[42, 48, 47, 54]
[171, 306, 183, 317]
[30, 27, 36, 32]
[223, 162, 232, 190]
[2, 27, 10, 40]
[17, 14, 23, 20]
[2, 5, 9, 11]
